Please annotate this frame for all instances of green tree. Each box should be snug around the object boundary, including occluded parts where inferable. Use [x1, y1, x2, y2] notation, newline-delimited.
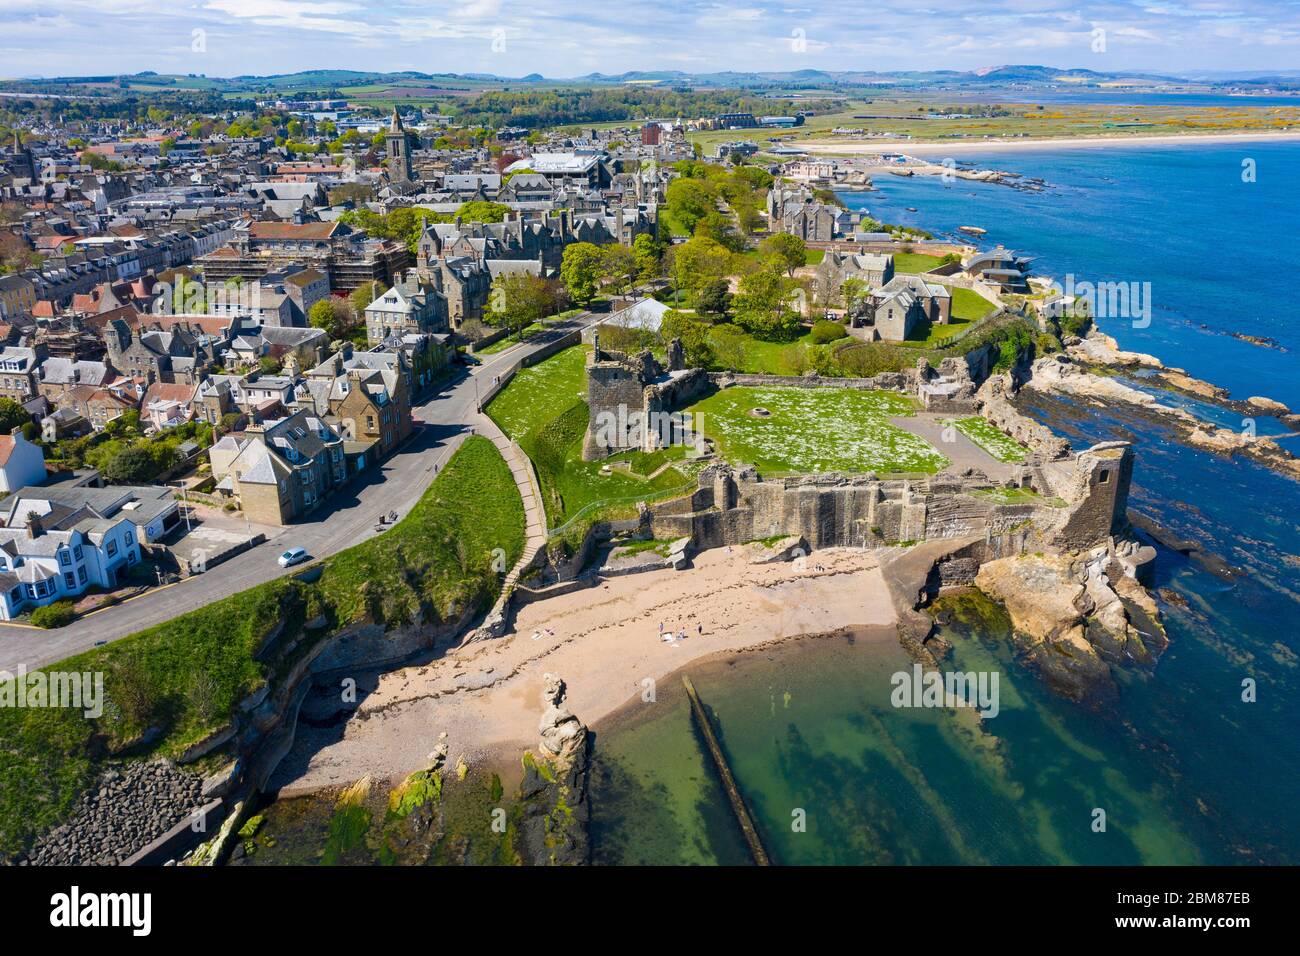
[668, 235, 732, 301]
[600, 244, 638, 294]
[455, 200, 511, 223]
[489, 273, 563, 337]
[840, 277, 869, 313]
[660, 310, 715, 368]
[350, 280, 387, 318]
[732, 266, 801, 342]
[759, 233, 808, 277]
[0, 397, 29, 434]
[309, 299, 346, 340]
[560, 242, 605, 304]
[693, 278, 731, 318]
[632, 233, 663, 281]
[104, 445, 158, 484]
[665, 177, 716, 234]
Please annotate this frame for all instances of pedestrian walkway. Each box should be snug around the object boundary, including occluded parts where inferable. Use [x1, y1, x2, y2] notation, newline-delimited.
[467, 413, 550, 640]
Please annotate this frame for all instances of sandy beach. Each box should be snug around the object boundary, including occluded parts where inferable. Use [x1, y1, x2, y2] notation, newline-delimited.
[271, 544, 898, 795]
[800, 130, 1300, 156]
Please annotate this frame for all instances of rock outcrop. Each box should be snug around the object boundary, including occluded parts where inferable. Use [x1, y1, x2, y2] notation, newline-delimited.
[517, 674, 590, 865]
[975, 550, 1167, 704]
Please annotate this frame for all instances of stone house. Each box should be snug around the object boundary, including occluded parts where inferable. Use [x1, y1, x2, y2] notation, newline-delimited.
[362, 271, 448, 345]
[767, 185, 838, 242]
[0, 512, 140, 619]
[208, 409, 346, 525]
[815, 251, 896, 306]
[859, 275, 952, 341]
[0, 344, 44, 402]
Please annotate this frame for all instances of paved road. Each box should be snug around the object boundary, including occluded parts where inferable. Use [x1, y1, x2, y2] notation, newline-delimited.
[0, 312, 599, 672]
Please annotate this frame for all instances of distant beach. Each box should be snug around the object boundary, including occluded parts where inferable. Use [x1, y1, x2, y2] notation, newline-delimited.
[802, 130, 1300, 156]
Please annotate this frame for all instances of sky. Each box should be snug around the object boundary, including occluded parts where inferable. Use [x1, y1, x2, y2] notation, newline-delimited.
[2, 1, 1299, 80]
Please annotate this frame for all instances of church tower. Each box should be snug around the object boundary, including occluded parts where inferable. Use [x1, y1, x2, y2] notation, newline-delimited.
[385, 107, 413, 183]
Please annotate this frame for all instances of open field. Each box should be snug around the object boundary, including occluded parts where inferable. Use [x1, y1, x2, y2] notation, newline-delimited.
[688, 96, 1300, 154]
[686, 385, 948, 476]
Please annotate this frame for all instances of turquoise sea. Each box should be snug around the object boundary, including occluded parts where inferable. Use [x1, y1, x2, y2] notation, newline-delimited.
[587, 142, 1300, 865]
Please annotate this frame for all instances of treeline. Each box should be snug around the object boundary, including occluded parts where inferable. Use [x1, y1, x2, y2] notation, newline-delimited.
[454, 87, 841, 129]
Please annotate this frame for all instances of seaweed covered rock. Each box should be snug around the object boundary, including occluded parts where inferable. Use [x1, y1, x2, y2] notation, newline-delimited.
[517, 674, 590, 865]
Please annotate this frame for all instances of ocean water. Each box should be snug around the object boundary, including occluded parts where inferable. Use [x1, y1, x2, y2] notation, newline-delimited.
[840, 142, 1300, 408]
[588, 144, 1300, 866]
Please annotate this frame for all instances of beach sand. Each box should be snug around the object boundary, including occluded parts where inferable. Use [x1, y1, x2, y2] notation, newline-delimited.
[800, 130, 1300, 156]
[270, 545, 898, 795]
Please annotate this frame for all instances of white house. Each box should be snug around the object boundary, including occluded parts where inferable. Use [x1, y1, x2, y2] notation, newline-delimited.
[0, 515, 140, 620]
[0, 432, 47, 492]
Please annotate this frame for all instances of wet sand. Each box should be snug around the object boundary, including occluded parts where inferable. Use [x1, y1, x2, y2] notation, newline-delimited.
[271, 545, 898, 796]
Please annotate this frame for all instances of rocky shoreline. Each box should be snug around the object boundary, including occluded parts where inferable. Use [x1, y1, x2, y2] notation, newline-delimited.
[1030, 331, 1300, 482]
[18, 760, 204, 866]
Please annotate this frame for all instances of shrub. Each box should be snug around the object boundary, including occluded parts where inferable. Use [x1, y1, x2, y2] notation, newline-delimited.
[810, 319, 849, 345]
[30, 601, 76, 629]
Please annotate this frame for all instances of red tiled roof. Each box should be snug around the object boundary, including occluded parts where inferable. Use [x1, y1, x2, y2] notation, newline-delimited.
[249, 221, 340, 241]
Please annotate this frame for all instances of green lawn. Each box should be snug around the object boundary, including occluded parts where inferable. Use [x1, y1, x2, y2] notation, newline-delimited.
[686, 386, 949, 476]
[949, 417, 1029, 463]
[476, 323, 544, 355]
[486, 344, 589, 441]
[709, 327, 816, 375]
[486, 346, 701, 532]
[0, 436, 523, 860]
[893, 253, 944, 274]
[950, 287, 997, 322]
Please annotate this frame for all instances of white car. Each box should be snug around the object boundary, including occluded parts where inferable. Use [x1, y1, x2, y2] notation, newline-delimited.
[277, 547, 309, 568]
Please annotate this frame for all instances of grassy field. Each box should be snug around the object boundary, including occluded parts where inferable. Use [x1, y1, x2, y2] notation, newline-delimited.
[0, 437, 522, 860]
[486, 346, 700, 532]
[485, 344, 589, 440]
[709, 328, 816, 375]
[950, 416, 1029, 463]
[893, 253, 945, 274]
[686, 386, 948, 476]
[950, 287, 997, 321]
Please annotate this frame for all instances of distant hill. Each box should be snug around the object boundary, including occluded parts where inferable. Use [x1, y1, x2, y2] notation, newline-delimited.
[3, 64, 1296, 97]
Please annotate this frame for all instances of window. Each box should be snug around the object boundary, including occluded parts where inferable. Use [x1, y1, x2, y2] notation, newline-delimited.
[64, 572, 75, 589]
[107, 540, 118, 557]
[125, 531, 133, 545]
[77, 567, 87, 585]
[59, 549, 71, 567]
[1098, 469, 1111, 485]
[9, 587, 21, 604]
[73, 545, 83, 561]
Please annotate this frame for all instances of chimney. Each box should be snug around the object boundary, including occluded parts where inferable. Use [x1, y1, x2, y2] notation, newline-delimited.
[25, 511, 43, 539]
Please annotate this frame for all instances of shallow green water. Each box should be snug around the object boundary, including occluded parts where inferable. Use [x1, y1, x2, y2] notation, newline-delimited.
[588, 596, 1260, 865]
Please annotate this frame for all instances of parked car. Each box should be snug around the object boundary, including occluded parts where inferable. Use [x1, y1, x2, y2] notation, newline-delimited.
[277, 547, 309, 568]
